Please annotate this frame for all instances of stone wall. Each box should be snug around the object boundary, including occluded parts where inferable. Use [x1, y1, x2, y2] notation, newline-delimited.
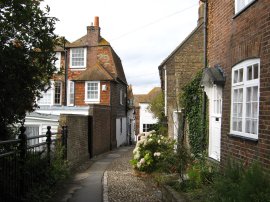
[163, 23, 204, 138]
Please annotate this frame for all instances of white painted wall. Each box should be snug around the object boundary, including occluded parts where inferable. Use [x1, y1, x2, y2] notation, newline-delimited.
[139, 103, 158, 133]
[116, 117, 127, 147]
[24, 116, 59, 143]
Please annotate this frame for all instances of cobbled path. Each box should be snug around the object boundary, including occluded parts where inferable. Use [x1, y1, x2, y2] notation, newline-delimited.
[106, 147, 162, 202]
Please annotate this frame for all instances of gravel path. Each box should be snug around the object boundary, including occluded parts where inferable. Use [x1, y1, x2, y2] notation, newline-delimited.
[105, 147, 162, 202]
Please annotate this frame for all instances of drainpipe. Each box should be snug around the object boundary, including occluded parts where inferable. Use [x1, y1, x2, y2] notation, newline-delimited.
[63, 37, 68, 106]
[202, 0, 208, 151]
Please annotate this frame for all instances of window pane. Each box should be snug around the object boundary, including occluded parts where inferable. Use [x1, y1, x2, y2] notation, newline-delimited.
[233, 104, 237, 116]
[252, 120, 257, 134]
[238, 103, 242, 117]
[239, 88, 243, 101]
[238, 119, 242, 132]
[246, 103, 251, 117]
[239, 68, 243, 82]
[252, 86, 258, 101]
[247, 65, 252, 80]
[54, 82, 61, 104]
[233, 89, 238, 102]
[69, 82, 74, 105]
[246, 87, 251, 102]
[234, 70, 238, 83]
[233, 118, 237, 131]
[245, 119, 250, 133]
[253, 64, 258, 79]
[252, 102, 258, 118]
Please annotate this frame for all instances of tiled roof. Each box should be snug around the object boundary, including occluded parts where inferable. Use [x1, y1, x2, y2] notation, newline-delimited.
[110, 48, 127, 84]
[66, 35, 110, 48]
[134, 87, 162, 106]
[72, 62, 114, 81]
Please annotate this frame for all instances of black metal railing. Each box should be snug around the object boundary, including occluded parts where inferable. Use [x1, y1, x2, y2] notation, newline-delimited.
[0, 125, 68, 202]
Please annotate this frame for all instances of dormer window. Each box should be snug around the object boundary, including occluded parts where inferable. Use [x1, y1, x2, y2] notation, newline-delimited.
[70, 48, 87, 69]
[235, 0, 256, 14]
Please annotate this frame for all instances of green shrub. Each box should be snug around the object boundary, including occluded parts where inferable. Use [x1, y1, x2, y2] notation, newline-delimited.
[208, 161, 270, 202]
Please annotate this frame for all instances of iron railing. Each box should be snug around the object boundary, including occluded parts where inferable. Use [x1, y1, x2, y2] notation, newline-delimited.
[0, 125, 68, 202]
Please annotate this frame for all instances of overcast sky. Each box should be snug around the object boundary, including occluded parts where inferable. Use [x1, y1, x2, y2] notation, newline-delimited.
[42, 0, 200, 94]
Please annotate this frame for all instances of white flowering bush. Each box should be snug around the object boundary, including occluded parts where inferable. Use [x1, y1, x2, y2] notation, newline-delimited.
[130, 131, 175, 173]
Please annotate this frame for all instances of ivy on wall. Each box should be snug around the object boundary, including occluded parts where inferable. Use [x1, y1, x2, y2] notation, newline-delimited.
[180, 71, 206, 156]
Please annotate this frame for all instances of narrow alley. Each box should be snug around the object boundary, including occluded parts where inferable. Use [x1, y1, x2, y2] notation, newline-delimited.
[52, 146, 162, 202]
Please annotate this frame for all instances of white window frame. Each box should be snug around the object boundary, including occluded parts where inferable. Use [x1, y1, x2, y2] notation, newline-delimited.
[67, 80, 75, 106]
[54, 52, 61, 71]
[38, 81, 62, 106]
[70, 48, 87, 69]
[230, 58, 260, 140]
[54, 81, 62, 105]
[85, 81, 100, 103]
[235, 0, 256, 14]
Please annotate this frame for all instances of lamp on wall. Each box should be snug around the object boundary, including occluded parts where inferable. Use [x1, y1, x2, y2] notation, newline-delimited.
[102, 84, 107, 91]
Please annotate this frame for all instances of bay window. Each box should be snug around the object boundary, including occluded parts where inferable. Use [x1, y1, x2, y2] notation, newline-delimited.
[231, 59, 260, 139]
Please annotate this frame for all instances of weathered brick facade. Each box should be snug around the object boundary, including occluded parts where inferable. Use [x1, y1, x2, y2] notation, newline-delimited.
[207, 0, 270, 171]
[59, 114, 89, 170]
[159, 22, 204, 138]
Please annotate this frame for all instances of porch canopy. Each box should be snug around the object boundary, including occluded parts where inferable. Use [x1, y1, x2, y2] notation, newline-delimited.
[201, 66, 226, 87]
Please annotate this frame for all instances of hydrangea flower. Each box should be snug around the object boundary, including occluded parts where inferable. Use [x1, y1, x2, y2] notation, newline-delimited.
[139, 158, 145, 164]
[154, 152, 161, 157]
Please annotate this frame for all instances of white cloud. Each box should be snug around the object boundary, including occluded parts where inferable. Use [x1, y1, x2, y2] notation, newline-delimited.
[43, 0, 200, 94]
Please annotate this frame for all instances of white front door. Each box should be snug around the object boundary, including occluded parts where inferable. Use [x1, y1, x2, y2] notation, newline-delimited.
[209, 85, 222, 161]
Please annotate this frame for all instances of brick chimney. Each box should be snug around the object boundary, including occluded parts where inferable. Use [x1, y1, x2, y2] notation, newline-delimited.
[198, 1, 204, 25]
[87, 16, 101, 46]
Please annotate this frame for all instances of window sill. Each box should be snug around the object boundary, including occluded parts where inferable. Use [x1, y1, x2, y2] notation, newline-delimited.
[85, 100, 100, 104]
[70, 67, 86, 71]
[233, 0, 257, 19]
[228, 133, 258, 142]
[207, 157, 220, 165]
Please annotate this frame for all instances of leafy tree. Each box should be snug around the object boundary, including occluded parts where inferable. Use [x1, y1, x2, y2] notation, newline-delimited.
[148, 92, 165, 121]
[148, 92, 167, 135]
[0, 0, 58, 139]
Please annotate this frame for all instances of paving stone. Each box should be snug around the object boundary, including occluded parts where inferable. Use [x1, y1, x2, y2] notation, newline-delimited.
[106, 147, 162, 202]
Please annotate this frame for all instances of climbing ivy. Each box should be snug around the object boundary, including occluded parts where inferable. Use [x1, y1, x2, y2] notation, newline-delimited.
[180, 71, 206, 156]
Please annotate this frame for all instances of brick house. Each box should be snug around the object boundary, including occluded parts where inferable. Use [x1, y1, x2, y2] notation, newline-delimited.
[134, 87, 161, 138]
[25, 17, 128, 155]
[201, 0, 270, 170]
[158, 2, 204, 139]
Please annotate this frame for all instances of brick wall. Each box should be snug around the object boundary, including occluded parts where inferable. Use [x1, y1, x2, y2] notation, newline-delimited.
[59, 114, 89, 170]
[90, 104, 111, 156]
[74, 81, 85, 106]
[163, 23, 204, 138]
[207, 0, 270, 171]
[100, 81, 110, 105]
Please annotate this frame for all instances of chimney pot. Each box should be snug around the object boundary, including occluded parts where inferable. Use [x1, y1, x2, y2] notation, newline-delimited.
[94, 16, 99, 27]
